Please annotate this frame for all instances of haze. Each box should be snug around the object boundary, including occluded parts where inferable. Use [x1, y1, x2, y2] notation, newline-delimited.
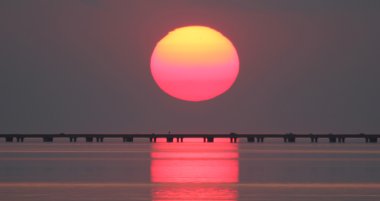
[0, 0, 379, 134]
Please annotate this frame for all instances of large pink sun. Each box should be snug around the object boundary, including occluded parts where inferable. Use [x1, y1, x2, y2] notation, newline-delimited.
[150, 26, 239, 102]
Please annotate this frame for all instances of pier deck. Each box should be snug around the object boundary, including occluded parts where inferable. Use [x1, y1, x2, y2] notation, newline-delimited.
[0, 133, 379, 143]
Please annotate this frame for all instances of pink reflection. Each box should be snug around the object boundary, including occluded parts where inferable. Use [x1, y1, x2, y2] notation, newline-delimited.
[152, 187, 237, 201]
[151, 142, 239, 201]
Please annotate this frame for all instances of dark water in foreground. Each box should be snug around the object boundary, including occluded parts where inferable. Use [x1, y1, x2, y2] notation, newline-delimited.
[0, 138, 379, 201]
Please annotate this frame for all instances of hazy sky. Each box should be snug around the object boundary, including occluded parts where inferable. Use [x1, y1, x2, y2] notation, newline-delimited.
[1, 0, 379, 134]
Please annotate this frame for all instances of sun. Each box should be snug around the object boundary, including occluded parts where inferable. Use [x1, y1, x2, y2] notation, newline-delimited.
[150, 26, 239, 102]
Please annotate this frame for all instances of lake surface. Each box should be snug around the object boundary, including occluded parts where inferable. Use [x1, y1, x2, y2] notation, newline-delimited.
[0, 138, 379, 201]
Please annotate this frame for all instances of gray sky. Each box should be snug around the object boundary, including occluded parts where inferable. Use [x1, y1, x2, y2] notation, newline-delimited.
[1, 0, 379, 134]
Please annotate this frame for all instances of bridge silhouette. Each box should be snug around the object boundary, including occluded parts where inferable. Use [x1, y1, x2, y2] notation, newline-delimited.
[0, 133, 379, 143]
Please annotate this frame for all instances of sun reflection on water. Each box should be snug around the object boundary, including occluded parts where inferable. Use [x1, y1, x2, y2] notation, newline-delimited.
[151, 139, 239, 200]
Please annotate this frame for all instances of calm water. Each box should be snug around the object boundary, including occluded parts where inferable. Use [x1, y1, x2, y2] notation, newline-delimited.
[0, 138, 379, 201]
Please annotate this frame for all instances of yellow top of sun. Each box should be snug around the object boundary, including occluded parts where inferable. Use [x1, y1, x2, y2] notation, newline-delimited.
[154, 26, 237, 68]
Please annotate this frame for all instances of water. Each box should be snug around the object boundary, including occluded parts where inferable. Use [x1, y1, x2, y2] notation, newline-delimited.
[0, 138, 379, 201]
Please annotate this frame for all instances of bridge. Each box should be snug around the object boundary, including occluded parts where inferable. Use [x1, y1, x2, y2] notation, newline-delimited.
[0, 133, 379, 143]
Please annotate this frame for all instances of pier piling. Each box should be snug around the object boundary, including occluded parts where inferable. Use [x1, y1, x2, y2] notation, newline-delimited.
[69, 137, 77, 142]
[123, 136, 133, 142]
[16, 137, 24, 142]
[310, 136, 318, 143]
[5, 136, 13, 142]
[329, 136, 337, 143]
[43, 137, 53, 142]
[366, 136, 378, 143]
[247, 137, 255, 143]
[86, 137, 93, 143]
[167, 137, 173, 143]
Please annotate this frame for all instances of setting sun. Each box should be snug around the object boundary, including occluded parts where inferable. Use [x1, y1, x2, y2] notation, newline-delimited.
[151, 26, 239, 102]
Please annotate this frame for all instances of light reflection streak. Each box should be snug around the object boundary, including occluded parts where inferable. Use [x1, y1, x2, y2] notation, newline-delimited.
[151, 141, 239, 201]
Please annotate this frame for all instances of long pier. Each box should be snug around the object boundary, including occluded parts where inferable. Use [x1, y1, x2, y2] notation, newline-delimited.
[0, 133, 379, 143]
